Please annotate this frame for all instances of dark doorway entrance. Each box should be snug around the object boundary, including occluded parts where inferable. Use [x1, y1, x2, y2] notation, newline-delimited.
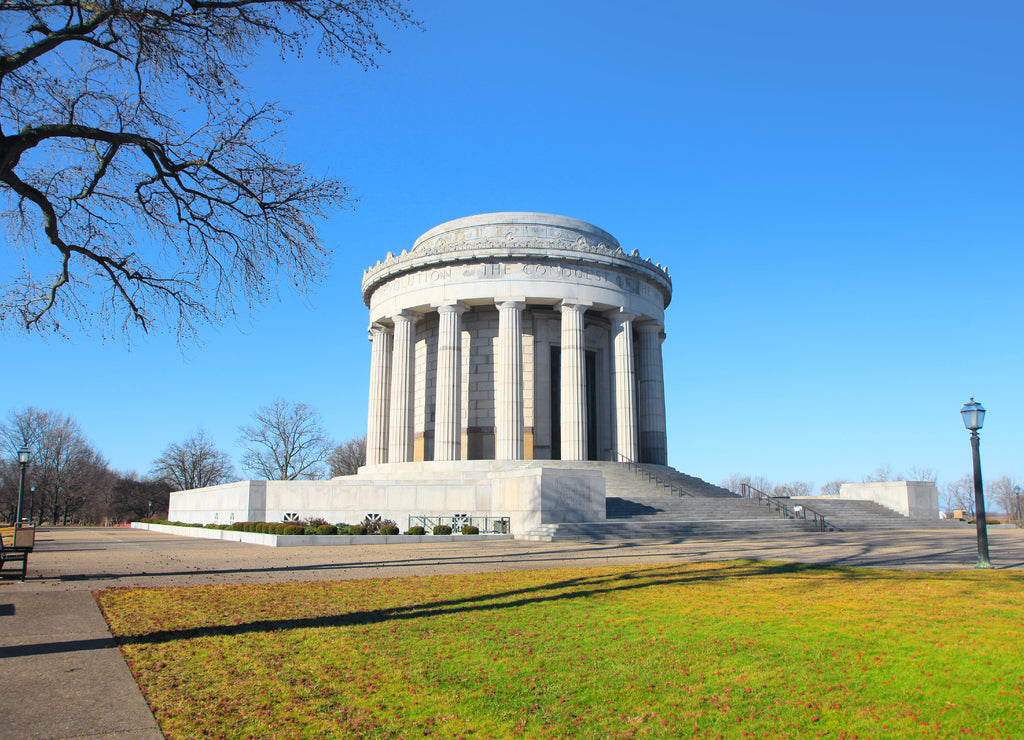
[550, 346, 560, 460]
[585, 349, 597, 461]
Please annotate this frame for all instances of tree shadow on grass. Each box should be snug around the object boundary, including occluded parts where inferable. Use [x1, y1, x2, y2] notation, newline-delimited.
[110, 559, 886, 648]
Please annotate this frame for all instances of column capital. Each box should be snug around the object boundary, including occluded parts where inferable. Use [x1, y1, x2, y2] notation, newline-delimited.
[607, 308, 638, 322]
[635, 320, 665, 341]
[391, 309, 420, 324]
[433, 301, 468, 315]
[559, 300, 590, 314]
[497, 299, 526, 311]
[367, 321, 393, 339]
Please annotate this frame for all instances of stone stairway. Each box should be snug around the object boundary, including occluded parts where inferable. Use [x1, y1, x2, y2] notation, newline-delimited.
[518, 462, 827, 542]
[787, 497, 968, 531]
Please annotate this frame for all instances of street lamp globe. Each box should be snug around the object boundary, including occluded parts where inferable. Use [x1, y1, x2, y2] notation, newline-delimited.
[960, 397, 985, 432]
[17, 446, 30, 464]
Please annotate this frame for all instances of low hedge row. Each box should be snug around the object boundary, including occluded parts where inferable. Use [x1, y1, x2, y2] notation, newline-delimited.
[138, 518, 491, 536]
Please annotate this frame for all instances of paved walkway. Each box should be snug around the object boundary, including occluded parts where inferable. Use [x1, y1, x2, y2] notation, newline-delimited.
[2, 525, 1023, 739]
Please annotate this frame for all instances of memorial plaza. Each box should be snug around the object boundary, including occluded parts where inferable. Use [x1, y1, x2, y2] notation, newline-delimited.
[3, 525, 1024, 738]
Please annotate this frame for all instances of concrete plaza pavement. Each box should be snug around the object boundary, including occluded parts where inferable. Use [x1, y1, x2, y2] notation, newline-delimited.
[2, 525, 1023, 739]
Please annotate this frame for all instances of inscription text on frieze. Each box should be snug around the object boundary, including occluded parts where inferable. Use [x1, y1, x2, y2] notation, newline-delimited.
[376, 261, 650, 298]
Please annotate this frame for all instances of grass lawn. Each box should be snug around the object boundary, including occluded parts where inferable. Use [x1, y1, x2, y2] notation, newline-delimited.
[96, 560, 1024, 739]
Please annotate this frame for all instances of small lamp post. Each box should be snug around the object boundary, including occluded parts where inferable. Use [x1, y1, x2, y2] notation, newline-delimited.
[1015, 485, 1022, 530]
[960, 397, 992, 568]
[15, 447, 30, 525]
[28, 486, 36, 526]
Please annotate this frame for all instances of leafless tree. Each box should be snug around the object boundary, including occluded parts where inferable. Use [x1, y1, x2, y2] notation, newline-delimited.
[819, 479, 846, 496]
[328, 435, 366, 476]
[986, 475, 1020, 522]
[943, 474, 975, 515]
[239, 399, 334, 480]
[863, 464, 892, 483]
[0, 459, 23, 522]
[0, 0, 414, 342]
[99, 473, 172, 523]
[1, 407, 108, 523]
[902, 466, 938, 483]
[720, 474, 774, 497]
[151, 430, 236, 491]
[772, 481, 813, 497]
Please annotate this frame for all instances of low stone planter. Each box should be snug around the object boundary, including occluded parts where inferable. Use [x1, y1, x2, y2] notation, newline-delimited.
[131, 522, 514, 547]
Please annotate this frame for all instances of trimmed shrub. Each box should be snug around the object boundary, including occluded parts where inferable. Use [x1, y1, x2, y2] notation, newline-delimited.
[461, 525, 480, 535]
[230, 522, 246, 531]
[304, 526, 318, 535]
[283, 524, 304, 536]
[304, 516, 331, 528]
[379, 524, 400, 535]
[406, 526, 426, 535]
[317, 524, 338, 535]
[348, 525, 367, 535]
[361, 516, 398, 535]
[432, 525, 453, 535]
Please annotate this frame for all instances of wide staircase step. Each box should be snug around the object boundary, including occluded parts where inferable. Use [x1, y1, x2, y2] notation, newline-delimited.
[518, 461, 833, 541]
[787, 497, 969, 531]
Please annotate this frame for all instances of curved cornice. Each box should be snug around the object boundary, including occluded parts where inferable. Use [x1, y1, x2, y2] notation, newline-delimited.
[362, 213, 672, 308]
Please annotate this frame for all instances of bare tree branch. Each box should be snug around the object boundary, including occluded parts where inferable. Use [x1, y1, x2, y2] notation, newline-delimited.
[0, 0, 416, 342]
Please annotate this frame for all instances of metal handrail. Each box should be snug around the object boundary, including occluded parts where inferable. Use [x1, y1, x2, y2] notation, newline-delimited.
[606, 450, 691, 497]
[739, 483, 835, 532]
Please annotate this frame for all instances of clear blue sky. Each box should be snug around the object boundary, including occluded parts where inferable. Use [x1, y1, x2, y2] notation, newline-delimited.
[3, 0, 1021, 492]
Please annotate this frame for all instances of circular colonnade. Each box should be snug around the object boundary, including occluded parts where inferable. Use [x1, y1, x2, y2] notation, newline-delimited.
[361, 212, 673, 467]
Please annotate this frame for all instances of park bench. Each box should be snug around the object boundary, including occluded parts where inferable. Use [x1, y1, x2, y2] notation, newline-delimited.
[0, 527, 32, 581]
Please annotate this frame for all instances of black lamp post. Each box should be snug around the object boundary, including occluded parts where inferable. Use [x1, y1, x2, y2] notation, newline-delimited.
[1015, 485, 1022, 530]
[960, 397, 991, 568]
[15, 446, 30, 525]
[28, 486, 36, 526]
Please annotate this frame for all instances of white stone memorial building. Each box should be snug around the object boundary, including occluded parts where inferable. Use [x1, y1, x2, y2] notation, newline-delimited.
[363, 212, 671, 466]
[169, 213, 676, 533]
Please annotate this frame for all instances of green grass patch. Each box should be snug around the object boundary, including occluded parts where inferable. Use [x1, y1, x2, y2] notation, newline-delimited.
[96, 560, 1024, 738]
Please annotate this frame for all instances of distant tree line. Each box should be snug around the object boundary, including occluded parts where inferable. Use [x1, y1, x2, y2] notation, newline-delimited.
[720, 464, 1021, 520]
[1, 400, 366, 525]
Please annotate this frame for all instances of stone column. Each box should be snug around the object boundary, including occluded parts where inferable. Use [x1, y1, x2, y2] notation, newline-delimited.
[433, 303, 466, 462]
[636, 321, 668, 465]
[365, 322, 392, 465]
[559, 302, 588, 461]
[495, 300, 525, 460]
[609, 310, 639, 463]
[387, 311, 417, 463]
